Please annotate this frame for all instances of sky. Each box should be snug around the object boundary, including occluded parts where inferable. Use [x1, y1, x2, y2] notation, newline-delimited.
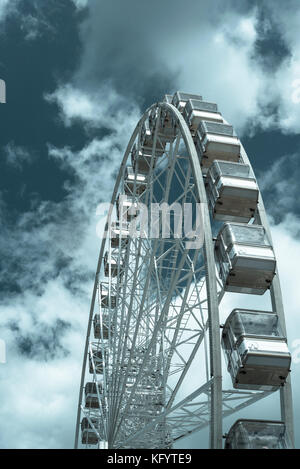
[0, 0, 300, 449]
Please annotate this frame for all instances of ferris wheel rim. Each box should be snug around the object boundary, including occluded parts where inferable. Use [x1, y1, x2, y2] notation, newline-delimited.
[74, 101, 223, 448]
[74, 98, 294, 449]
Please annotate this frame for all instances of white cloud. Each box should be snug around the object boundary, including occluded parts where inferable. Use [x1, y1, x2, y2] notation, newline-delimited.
[0, 83, 141, 448]
[0, 273, 87, 447]
[45, 85, 101, 126]
[155, 2, 300, 135]
[75, 0, 300, 136]
[0, 0, 12, 21]
[74, 1, 263, 135]
[38, 1, 300, 449]
[0, 0, 21, 23]
[243, 3, 300, 134]
[71, 0, 88, 9]
[45, 84, 139, 131]
[2, 0, 300, 449]
[155, 10, 261, 135]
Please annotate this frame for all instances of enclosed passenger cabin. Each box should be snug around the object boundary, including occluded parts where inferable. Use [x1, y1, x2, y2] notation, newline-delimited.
[196, 121, 240, 169]
[99, 282, 116, 309]
[110, 221, 129, 248]
[225, 419, 288, 449]
[131, 143, 155, 174]
[183, 99, 223, 132]
[81, 417, 99, 445]
[215, 223, 276, 295]
[222, 309, 291, 389]
[93, 314, 111, 340]
[149, 108, 177, 144]
[206, 160, 259, 222]
[104, 251, 123, 277]
[85, 382, 103, 409]
[163, 94, 173, 104]
[124, 166, 147, 196]
[89, 346, 107, 374]
[172, 91, 203, 113]
[141, 121, 165, 156]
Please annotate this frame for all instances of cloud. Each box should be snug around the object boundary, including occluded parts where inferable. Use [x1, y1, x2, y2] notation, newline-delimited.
[3, 142, 34, 170]
[0, 0, 17, 22]
[73, 0, 300, 136]
[45, 83, 139, 130]
[1, 0, 300, 449]
[241, 2, 300, 134]
[0, 81, 141, 447]
[257, 153, 300, 221]
[20, 14, 43, 41]
[155, 10, 261, 134]
[73, 0, 262, 133]
[252, 5, 291, 72]
[0, 223, 89, 447]
[1, 84, 140, 304]
[19, 11, 55, 41]
[0, 327, 83, 448]
[71, 0, 88, 9]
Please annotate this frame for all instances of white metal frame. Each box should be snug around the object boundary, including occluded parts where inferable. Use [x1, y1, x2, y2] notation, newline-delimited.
[74, 98, 294, 449]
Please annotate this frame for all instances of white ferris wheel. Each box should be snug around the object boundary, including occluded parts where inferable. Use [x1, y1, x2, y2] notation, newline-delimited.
[74, 92, 294, 450]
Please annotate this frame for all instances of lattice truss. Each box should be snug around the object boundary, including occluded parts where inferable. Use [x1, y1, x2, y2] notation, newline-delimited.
[74, 90, 296, 451]
[78, 105, 281, 449]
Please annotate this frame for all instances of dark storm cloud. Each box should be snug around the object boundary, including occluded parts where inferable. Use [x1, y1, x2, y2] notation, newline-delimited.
[216, 1, 292, 72]
[0, 191, 95, 299]
[74, 0, 239, 107]
[257, 99, 282, 123]
[75, 0, 177, 107]
[252, 7, 291, 72]
[229, 0, 298, 14]
[244, 98, 283, 138]
[9, 318, 71, 360]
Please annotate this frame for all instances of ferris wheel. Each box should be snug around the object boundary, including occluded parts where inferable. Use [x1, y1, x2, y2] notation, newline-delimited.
[74, 92, 294, 449]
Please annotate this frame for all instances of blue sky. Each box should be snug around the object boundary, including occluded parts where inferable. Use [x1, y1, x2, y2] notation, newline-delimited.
[0, 0, 300, 448]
